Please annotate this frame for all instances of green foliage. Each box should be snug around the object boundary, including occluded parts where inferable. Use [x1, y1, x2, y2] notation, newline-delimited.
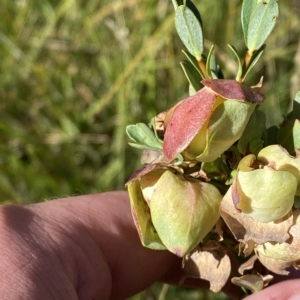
[126, 123, 162, 151]
[241, 0, 279, 52]
[128, 283, 231, 300]
[180, 60, 202, 92]
[175, 4, 204, 60]
[237, 109, 266, 155]
[241, 44, 265, 81]
[227, 44, 243, 79]
[206, 45, 222, 79]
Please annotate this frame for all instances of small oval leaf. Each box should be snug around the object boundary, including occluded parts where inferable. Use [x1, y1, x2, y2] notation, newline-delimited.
[175, 5, 204, 60]
[278, 119, 300, 156]
[126, 123, 163, 151]
[180, 60, 202, 92]
[206, 45, 221, 80]
[242, 0, 279, 51]
[182, 50, 205, 79]
[227, 44, 243, 81]
[242, 45, 266, 81]
[241, 0, 258, 41]
[237, 109, 266, 155]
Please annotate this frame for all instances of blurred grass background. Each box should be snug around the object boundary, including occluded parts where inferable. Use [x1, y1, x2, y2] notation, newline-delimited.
[0, 0, 299, 298]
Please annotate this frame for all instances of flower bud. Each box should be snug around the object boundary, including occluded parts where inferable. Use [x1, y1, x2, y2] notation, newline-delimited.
[163, 79, 264, 162]
[258, 145, 300, 195]
[236, 167, 297, 222]
[234, 150, 298, 223]
[126, 166, 222, 256]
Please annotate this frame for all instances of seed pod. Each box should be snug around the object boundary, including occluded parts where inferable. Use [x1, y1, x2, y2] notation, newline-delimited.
[126, 166, 222, 256]
[163, 79, 264, 162]
[258, 145, 300, 195]
[236, 167, 297, 223]
[232, 148, 299, 223]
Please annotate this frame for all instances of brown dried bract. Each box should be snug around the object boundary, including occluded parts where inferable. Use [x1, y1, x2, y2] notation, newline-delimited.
[141, 149, 168, 164]
[220, 186, 293, 245]
[182, 242, 231, 292]
[231, 274, 273, 293]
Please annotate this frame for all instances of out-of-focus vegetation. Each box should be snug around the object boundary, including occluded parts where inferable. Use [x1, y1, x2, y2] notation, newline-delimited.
[0, 0, 299, 298]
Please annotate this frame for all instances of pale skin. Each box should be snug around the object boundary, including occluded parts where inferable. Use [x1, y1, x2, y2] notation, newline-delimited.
[0, 191, 299, 300]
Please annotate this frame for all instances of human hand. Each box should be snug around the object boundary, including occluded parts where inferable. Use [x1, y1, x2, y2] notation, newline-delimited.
[0, 191, 298, 300]
[243, 278, 300, 300]
[0, 191, 192, 300]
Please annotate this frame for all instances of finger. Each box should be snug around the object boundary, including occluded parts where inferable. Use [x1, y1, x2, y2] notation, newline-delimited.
[243, 279, 300, 300]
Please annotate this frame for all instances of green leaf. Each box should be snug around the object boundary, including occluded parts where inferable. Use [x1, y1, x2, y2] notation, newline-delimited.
[150, 117, 163, 142]
[295, 91, 300, 104]
[128, 142, 148, 150]
[182, 50, 205, 79]
[242, 45, 265, 81]
[292, 91, 300, 119]
[242, 0, 279, 51]
[180, 60, 202, 92]
[249, 138, 264, 155]
[227, 44, 243, 80]
[237, 109, 266, 155]
[277, 119, 300, 156]
[201, 156, 231, 182]
[295, 196, 300, 209]
[241, 0, 258, 40]
[206, 45, 217, 79]
[171, 0, 179, 10]
[175, 5, 204, 60]
[126, 123, 163, 151]
[208, 52, 224, 79]
[226, 145, 242, 170]
[185, 0, 203, 26]
[263, 125, 279, 145]
[226, 169, 237, 186]
[189, 83, 197, 96]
